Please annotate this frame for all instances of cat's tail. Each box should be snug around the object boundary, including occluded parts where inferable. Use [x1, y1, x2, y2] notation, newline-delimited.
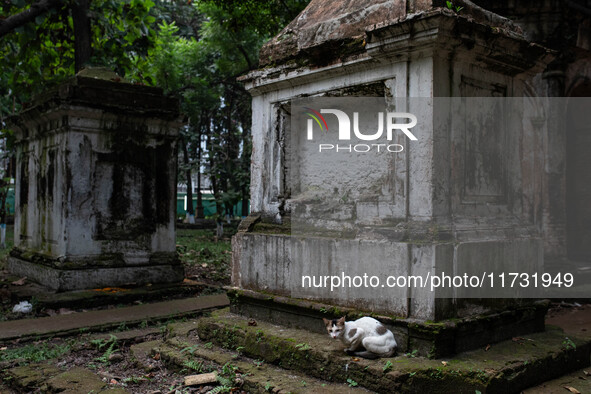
[350, 350, 380, 360]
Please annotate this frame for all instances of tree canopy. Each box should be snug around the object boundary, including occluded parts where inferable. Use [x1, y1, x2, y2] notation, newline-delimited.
[0, 0, 310, 218]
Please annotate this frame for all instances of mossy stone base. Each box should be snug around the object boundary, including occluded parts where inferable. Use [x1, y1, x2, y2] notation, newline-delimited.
[6, 363, 125, 393]
[195, 308, 590, 394]
[8, 256, 184, 291]
[227, 287, 548, 358]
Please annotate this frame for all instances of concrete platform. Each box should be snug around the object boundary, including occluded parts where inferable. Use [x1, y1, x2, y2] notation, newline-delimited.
[227, 287, 549, 358]
[0, 293, 229, 342]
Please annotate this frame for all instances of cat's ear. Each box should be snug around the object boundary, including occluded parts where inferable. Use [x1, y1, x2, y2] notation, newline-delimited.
[322, 318, 331, 326]
[337, 316, 346, 325]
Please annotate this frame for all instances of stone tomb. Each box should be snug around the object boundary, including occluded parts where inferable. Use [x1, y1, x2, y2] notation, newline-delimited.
[231, 1, 556, 356]
[7, 72, 184, 291]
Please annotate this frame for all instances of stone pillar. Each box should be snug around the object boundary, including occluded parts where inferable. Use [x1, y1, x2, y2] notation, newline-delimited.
[7, 71, 184, 291]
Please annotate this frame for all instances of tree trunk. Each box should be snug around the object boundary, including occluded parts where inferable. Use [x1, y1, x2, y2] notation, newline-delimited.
[182, 138, 194, 219]
[0, 0, 62, 38]
[73, 0, 92, 72]
[196, 128, 204, 218]
[206, 125, 222, 217]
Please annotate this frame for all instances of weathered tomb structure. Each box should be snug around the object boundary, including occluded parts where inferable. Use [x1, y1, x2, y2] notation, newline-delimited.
[474, 0, 591, 279]
[8, 70, 184, 291]
[231, 0, 591, 356]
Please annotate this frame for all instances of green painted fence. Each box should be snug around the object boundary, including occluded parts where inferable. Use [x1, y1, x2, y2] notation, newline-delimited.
[176, 193, 249, 218]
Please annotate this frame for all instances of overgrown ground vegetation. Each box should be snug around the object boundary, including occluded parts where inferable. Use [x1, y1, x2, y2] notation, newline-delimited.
[176, 228, 233, 285]
[0, 321, 248, 393]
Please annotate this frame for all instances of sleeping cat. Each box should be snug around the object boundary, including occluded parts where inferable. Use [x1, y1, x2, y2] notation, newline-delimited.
[323, 316, 397, 359]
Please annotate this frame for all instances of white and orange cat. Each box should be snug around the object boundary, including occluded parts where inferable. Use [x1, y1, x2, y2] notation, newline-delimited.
[323, 316, 397, 359]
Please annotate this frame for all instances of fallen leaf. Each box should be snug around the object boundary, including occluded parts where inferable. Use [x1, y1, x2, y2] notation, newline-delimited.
[563, 386, 581, 393]
[485, 344, 491, 351]
[11, 277, 26, 286]
[152, 353, 161, 360]
[110, 379, 118, 385]
[0, 347, 7, 351]
[584, 371, 590, 376]
[351, 357, 360, 362]
[441, 361, 448, 366]
[201, 263, 208, 268]
[92, 287, 128, 293]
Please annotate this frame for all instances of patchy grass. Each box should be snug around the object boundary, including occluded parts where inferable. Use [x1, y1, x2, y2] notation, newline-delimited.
[176, 229, 232, 285]
[0, 340, 74, 365]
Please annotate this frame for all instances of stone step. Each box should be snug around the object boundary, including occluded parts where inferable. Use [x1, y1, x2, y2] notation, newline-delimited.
[228, 287, 549, 358]
[3, 276, 216, 311]
[195, 308, 591, 394]
[152, 321, 369, 393]
[0, 293, 228, 342]
[5, 363, 127, 393]
[522, 367, 591, 393]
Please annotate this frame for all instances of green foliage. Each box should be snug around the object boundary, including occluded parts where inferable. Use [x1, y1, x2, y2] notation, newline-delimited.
[122, 376, 145, 384]
[180, 344, 199, 354]
[1, 0, 311, 218]
[0, 341, 72, 364]
[383, 360, 394, 372]
[91, 334, 119, 364]
[446, 1, 464, 13]
[130, 0, 310, 214]
[347, 378, 358, 387]
[295, 343, 311, 351]
[183, 359, 204, 372]
[0, 0, 160, 117]
[562, 337, 577, 350]
[211, 362, 239, 392]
